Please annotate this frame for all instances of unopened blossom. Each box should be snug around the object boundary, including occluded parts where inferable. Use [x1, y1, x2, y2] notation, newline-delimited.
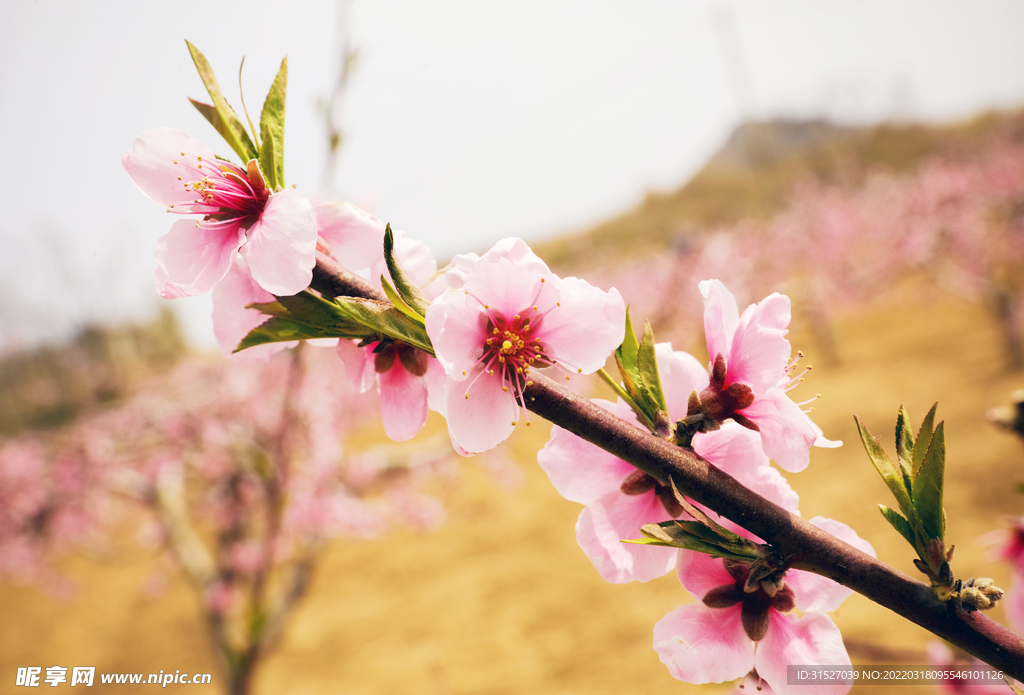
[655, 517, 875, 695]
[426, 238, 625, 453]
[538, 344, 799, 583]
[321, 202, 447, 441]
[123, 128, 317, 298]
[695, 279, 840, 472]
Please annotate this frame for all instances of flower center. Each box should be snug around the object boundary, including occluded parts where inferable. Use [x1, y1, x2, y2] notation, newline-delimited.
[482, 311, 545, 387]
[168, 153, 268, 224]
[701, 561, 795, 641]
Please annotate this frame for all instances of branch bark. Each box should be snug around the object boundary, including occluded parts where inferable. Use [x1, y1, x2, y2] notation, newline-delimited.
[312, 252, 1024, 677]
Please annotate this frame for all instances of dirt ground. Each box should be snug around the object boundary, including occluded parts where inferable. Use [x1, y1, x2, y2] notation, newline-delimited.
[2, 280, 1022, 695]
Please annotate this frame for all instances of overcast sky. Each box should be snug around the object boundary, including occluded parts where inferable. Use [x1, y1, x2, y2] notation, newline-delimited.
[2, 0, 1023, 349]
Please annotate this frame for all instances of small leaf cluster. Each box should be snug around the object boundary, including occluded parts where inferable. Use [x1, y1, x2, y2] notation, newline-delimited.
[186, 41, 288, 191]
[625, 478, 786, 594]
[237, 226, 435, 357]
[611, 309, 670, 436]
[856, 405, 958, 600]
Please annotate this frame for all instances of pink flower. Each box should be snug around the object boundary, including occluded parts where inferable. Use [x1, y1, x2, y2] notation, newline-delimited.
[123, 128, 317, 298]
[538, 344, 799, 583]
[654, 518, 874, 695]
[426, 238, 625, 453]
[697, 279, 840, 472]
[320, 202, 447, 441]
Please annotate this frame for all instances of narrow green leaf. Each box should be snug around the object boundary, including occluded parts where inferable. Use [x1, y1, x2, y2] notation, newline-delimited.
[235, 292, 375, 353]
[236, 317, 334, 351]
[629, 523, 755, 561]
[912, 402, 938, 481]
[637, 320, 667, 412]
[334, 297, 434, 355]
[855, 416, 914, 520]
[878, 505, 917, 548]
[383, 225, 432, 316]
[895, 405, 915, 493]
[615, 306, 640, 376]
[258, 56, 287, 191]
[185, 41, 258, 162]
[912, 420, 945, 542]
[381, 275, 426, 326]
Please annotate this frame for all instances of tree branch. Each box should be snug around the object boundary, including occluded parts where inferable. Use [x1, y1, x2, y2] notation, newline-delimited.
[313, 253, 1024, 677]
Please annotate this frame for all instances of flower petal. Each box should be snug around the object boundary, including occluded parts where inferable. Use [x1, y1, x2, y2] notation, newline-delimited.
[655, 344, 711, 418]
[378, 360, 428, 442]
[212, 254, 296, 363]
[577, 487, 677, 583]
[654, 603, 753, 685]
[425, 288, 487, 378]
[728, 292, 793, 393]
[537, 404, 636, 504]
[443, 371, 517, 454]
[314, 201, 386, 271]
[123, 128, 217, 207]
[335, 340, 376, 393]
[699, 279, 741, 369]
[755, 611, 852, 695]
[241, 188, 318, 296]
[676, 550, 737, 601]
[535, 276, 625, 374]
[739, 387, 817, 472]
[785, 517, 875, 613]
[423, 252, 480, 299]
[155, 218, 245, 297]
[424, 357, 448, 417]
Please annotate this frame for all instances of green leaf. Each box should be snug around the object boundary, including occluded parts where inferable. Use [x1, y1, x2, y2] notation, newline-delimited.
[383, 225, 432, 317]
[636, 320, 667, 413]
[855, 416, 914, 520]
[185, 41, 258, 162]
[879, 504, 916, 548]
[628, 521, 759, 561]
[381, 275, 426, 326]
[615, 306, 640, 377]
[334, 297, 434, 355]
[258, 56, 287, 191]
[912, 420, 945, 542]
[895, 405, 915, 493]
[235, 292, 375, 353]
[912, 402, 938, 481]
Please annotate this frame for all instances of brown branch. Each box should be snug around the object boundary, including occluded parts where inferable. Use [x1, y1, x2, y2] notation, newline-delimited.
[313, 252, 1024, 677]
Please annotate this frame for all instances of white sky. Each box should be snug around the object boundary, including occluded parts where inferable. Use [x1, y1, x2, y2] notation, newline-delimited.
[2, 0, 1023, 349]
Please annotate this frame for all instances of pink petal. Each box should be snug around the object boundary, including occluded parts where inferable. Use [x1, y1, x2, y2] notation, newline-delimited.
[378, 360, 428, 442]
[464, 253, 558, 320]
[739, 387, 817, 472]
[727, 292, 793, 393]
[424, 288, 487, 378]
[785, 517, 876, 613]
[423, 252, 480, 299]
[810, 417, 843, 448]
[536, 277, 626, 375]
[699, 279, 740, 367]
[537, 403, 636, 504]
[155, 218, 245, 297]
[335, 340, 376, 393]
[443, 371, 517, 454]
[755, 611, 852, 695]
[212, 254, 296, 364]
[122, 128, 217, 207]
[653, 603, 753, 685]
[424, 357, 448, 416]
[676, 550, 737, 600]
[314, 201, 385, 271]
[241, 188, 318, 296]
[694, 423, 800, 513]
[577, 488, 677, 583]
[655, 344, 711, 418]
